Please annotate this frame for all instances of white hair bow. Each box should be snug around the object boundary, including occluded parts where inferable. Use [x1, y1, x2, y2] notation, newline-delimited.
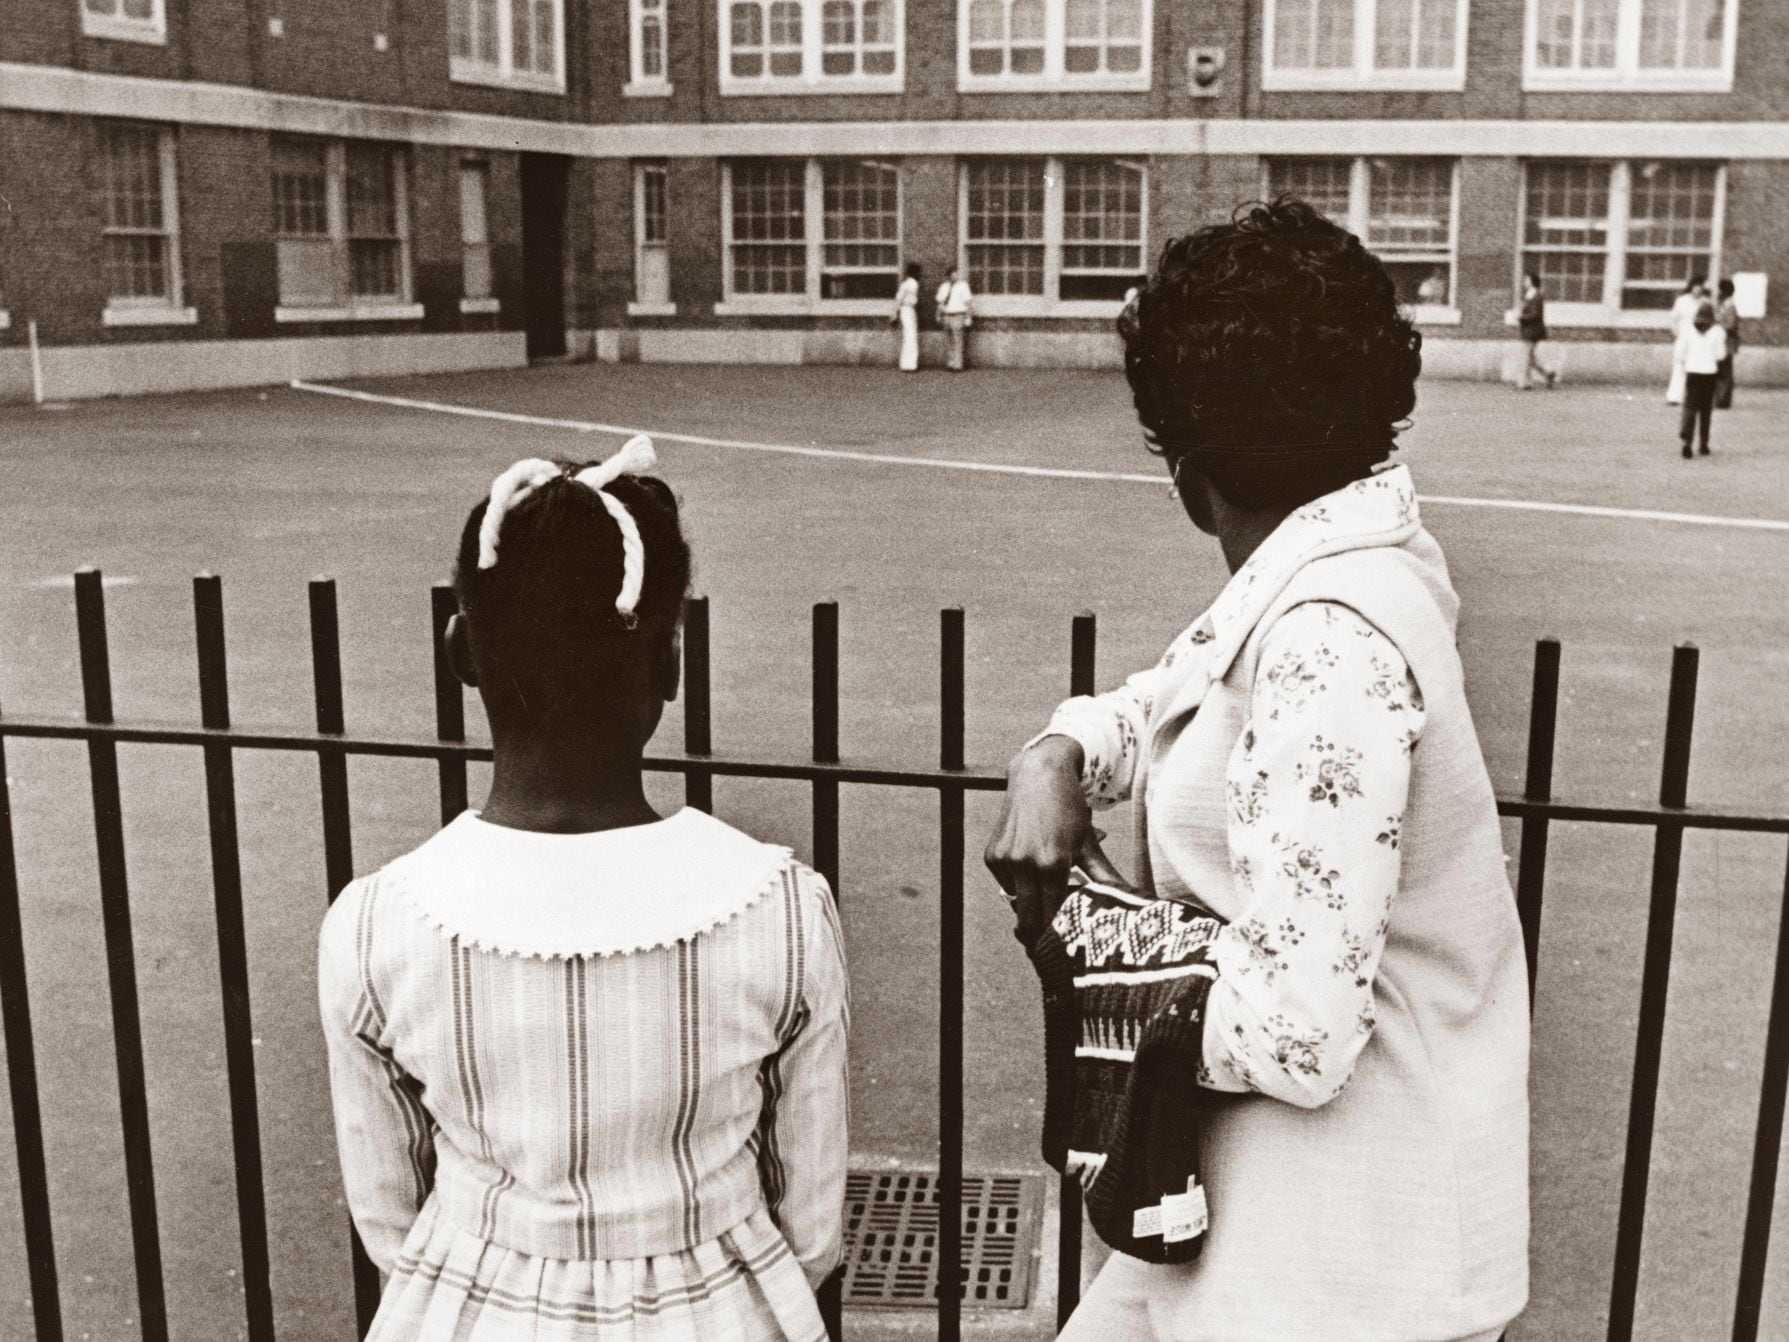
[476, 434, 661, 623]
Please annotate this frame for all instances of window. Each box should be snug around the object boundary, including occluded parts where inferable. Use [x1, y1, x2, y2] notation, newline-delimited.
[720, 0, 903, 92]
[960, 0, 1149, 89]
[1525, 0, 1734, 89]
[450, 0, 565, 91]
[1267, 157, 1459, 317]
[272, 138, 417, 319]
[1263, 0, 1467, 89]
[720, 159, 901, 311]
[960, 158, 1146, 313]
[629, 0, 671, 91]
[1521, 160, 1724, 322]
[99, 122, 190, 324]
[82, 0, 165, 44]
[460, 162, 498, 313]
[633, 162, 674, 311]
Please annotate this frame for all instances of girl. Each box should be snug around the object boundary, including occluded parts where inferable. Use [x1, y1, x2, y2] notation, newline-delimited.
[1517, 271, 1558, 389]
[893, 263, 921, 372]
[320, 439, 850, 1341]
[987, 200, 1528, 1341]
[1667, 274, 1708, 404]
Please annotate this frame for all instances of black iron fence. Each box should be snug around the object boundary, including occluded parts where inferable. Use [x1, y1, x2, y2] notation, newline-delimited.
[3, 569, 1789, 1342]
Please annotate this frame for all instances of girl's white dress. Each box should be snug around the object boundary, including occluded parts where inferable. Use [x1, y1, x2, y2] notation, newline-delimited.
[319, 808, 850, 1341]
[1667, 289, 1701, 403]
[894, 277, 920, 371]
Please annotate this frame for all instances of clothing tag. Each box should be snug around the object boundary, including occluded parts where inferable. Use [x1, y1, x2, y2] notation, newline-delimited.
[1161, 1180, 1209, 1244]
[1133, 1204, 1163, 1239]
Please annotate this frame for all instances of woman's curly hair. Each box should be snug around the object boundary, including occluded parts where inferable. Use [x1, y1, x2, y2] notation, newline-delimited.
[1118, 196, 1422, 510]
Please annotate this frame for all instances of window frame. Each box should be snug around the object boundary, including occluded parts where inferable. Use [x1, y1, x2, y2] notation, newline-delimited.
[273, 138, 422, 323]
[717, 158, 903, 315]
[956, 156, 1149, 317]
[1263, 155, 1462, 325]
[98, 121, 197, 327]
[1515, 159, 1727, 328]
[1523, 0, 1737, 91]
[1261, 0, 1469, 91]
[458, 159, 500, 314]
[718, 0, 905, 96]
[450, 0, 568, 93]
[630, 161, 678, 314]
[81, 0, 167, 46]
[957, 0, 1152, 93]
[628, 0, 674, 94]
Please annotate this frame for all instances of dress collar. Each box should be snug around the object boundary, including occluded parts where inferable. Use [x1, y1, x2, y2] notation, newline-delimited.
[383, 807, 793, 959]
[1155, 466, 1421, 706]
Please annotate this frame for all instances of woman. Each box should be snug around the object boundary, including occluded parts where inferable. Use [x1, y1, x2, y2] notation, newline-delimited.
[936, 266, 974, 372]
[320, 441, 849, 1340]
[1517, 271, 1558, 389]
[1667, 274, 1707, 404]
[893, 262, 922, 372]
[985, 200, 1529, 1341]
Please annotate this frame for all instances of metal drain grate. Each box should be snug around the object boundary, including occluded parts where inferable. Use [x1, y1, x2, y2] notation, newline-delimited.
[840, 1169, 1042, 1309]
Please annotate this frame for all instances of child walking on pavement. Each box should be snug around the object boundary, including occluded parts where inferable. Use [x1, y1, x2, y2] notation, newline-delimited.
[319, 438, 851, 1341]
[1676, 301, 1726, 459]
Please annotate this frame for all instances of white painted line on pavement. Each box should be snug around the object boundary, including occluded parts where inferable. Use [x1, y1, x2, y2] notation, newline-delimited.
[289, 380, 1789, 534]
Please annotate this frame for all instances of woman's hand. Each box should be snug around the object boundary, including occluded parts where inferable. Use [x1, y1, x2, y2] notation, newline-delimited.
[985, 735, 1114, 945]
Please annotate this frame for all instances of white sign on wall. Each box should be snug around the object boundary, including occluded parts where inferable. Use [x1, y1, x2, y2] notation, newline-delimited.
[1731, 272, 1768, 320]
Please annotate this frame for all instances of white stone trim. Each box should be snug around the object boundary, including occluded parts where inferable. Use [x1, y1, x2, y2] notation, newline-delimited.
[1502, 304, 1674, 330]
[713, 298, 892, 317]
[275, 303, 426, 323]
[627, 300, 679, 316]
[8, 65, 1789, 159]
[623, 80, 675, 98]
[0, 310, 11, 331]
[459, 296, 502, 314]
[103, 304, 198, 327]
[1410, 305, 1462, 326]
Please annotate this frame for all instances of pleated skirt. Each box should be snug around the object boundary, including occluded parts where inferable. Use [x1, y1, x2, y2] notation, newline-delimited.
[370, 1198, 828, 1341]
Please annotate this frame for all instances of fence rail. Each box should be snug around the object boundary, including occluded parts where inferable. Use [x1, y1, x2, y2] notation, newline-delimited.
[2, 568, 1788, 1342]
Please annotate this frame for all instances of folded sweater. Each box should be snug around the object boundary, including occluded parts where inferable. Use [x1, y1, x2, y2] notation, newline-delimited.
[1028, 879, 1225, 1264]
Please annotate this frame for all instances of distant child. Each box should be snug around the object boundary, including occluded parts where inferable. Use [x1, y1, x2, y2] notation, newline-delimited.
[1715, 277, 1741, 408]
[1676, 301, 1726, 458]
[1666, 274, 1708, 405]
[1516, 272, 1558, 390]
[319, 440, 850, 1341]
[936, 266, 974, 371]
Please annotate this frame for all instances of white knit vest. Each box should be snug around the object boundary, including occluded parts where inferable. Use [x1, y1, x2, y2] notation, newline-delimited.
[1125, 528, 1531, 1340]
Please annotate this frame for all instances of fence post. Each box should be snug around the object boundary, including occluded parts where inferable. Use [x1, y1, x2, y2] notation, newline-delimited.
[684, 596, 713, 813]
[1055, 612, 1097, 1329]
[193, 575, 275, 1341]
[1607, 642, 1698, 1342]
[306, 577, 382, 1333]
[938, 607, 966, 1342]
[1517, 639, 1561, 1010]
[813, 602, 840, 896]
[1733, 843, 1789, 1341]
[75, 567, 170, 1342]
[0, 677, 63, 1341]
[431, 584, 469, 824]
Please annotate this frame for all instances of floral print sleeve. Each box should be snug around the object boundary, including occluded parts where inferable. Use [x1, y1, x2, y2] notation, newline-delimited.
[1199, 601, 1425, 1108]
[1031, 663, 1167, 809]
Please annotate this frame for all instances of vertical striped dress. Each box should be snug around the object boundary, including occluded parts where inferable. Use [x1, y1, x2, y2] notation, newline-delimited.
[318, 807, 850, 1341]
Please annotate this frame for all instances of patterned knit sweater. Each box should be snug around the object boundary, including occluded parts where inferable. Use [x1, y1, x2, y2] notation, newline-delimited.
[1027, 878, 1224, 1264]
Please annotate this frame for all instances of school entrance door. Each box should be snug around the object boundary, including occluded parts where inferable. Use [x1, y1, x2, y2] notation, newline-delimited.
[520, 153, 569, 361]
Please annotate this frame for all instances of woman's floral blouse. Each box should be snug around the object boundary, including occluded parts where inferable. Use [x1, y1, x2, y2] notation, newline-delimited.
[1043, 599, 1426, 1110]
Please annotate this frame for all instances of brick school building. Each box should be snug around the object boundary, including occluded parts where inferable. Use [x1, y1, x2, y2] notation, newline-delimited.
[1, 0, 1785, 400]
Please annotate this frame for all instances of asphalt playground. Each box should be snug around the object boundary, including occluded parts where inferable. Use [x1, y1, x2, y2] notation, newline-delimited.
[0, 362, 1786, 1340]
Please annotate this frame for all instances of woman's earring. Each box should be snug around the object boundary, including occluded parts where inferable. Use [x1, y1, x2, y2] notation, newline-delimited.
[1168, 456, 1185, 500]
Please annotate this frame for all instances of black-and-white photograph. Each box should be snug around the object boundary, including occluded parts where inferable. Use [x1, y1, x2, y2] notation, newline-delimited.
[1, 1, 1785, 1339]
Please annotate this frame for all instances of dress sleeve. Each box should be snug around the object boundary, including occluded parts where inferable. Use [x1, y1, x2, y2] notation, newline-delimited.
[1198, 602, 1425, 1109]
[755, 866, 851, 1291]
[1028, 662, 1170, 810]
[317, 877, 438, 1273]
